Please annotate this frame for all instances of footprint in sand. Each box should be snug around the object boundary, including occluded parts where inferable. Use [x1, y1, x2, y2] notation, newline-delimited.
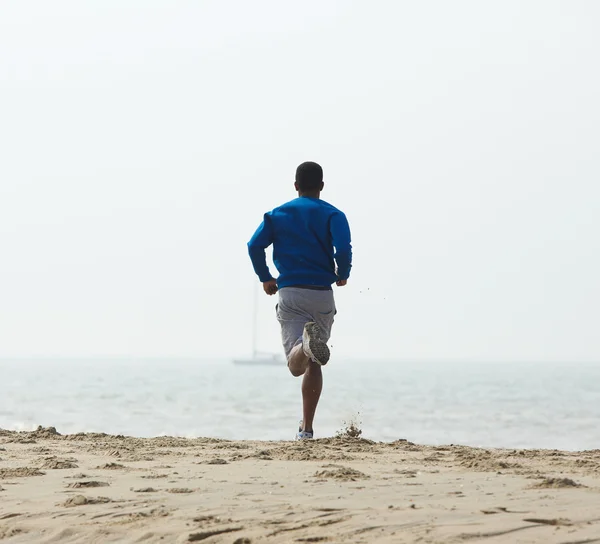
[62, 495, 112, 507]
[96, 463, 126, 470]
[40, 458, 79, 469]
[314, 467, 369, 482]
[67, 481, 109, 489]
[532, 477, 585, 489]
[0, 467, 45, 478]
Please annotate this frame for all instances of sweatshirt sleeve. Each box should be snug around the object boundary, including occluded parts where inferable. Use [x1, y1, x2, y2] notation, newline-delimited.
[247, 213, 275, 282]
[330, 211, 352, 280]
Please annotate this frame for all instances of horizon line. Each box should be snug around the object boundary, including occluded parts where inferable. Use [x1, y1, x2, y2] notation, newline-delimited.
[1, 356, 598, 365]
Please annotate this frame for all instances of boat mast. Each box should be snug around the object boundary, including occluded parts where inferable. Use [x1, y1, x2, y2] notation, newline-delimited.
[252, 285, 258, 358]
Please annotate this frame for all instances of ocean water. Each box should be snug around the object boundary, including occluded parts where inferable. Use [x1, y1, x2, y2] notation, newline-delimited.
[1, 359, 599, 451]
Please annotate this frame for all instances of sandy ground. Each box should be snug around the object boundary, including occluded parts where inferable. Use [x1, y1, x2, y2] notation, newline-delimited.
[1, 427, 600, 543]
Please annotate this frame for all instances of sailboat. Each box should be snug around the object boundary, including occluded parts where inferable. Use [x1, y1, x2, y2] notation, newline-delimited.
[233, 286, 285, 366]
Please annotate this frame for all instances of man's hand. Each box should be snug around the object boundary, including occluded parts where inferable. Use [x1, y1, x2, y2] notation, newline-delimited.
[336, 279, 348, 287]
[263, 279, 278, 296]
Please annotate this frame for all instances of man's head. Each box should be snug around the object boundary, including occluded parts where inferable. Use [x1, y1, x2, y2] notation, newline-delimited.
[295, 161, 324, 196]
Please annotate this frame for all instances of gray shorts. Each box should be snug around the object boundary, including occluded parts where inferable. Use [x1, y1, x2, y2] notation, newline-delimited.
[276, 287, 336, 359]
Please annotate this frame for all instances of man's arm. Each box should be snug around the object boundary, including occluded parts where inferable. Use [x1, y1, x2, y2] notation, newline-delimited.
[248, 213, 275, 284]
[331, 211, 352, 285]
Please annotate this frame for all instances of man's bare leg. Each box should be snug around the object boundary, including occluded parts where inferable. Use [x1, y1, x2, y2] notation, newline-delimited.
[301, 362, 322, 433]
[287, 342, 323, 434]
[287, 342, 310, 377]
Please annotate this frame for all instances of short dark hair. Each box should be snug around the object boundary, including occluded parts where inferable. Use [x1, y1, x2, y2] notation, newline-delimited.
[295, 161, 323, 192]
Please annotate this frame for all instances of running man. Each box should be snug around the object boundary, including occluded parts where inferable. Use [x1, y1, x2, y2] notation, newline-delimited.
[247, 161, 352, 439]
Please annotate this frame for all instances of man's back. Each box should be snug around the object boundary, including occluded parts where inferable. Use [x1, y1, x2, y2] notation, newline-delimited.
[248, 196, 352, 289]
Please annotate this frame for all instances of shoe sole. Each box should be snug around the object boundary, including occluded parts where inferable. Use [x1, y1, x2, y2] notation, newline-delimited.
[303, 322, 330, 366]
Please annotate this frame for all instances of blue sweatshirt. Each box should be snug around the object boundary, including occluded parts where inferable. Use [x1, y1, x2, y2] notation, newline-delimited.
[248, 197, 352, 288]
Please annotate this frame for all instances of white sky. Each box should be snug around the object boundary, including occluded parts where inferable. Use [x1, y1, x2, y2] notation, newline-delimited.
[1, 1, 598, 362]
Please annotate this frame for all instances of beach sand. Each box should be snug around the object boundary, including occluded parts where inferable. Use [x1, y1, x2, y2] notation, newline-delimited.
[1, 427, 599, 543]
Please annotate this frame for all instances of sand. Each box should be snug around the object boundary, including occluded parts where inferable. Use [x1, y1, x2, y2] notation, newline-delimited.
[1, 427, 600, 543]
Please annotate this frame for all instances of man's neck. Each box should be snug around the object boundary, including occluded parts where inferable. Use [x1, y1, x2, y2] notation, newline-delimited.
[298, 191, 320, 199]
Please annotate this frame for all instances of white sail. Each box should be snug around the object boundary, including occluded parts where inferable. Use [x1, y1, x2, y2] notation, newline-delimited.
[233, 285, 284, 366]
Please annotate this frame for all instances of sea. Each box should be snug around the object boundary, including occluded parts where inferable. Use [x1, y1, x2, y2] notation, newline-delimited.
[2, 359, 599, 451]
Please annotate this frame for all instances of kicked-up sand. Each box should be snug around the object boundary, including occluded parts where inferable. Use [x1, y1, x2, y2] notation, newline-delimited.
[1, 426, 600, 543]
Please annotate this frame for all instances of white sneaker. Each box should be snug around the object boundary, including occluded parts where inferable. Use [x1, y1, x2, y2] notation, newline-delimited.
[296, 420, 313, 440]
[302, 322, 330, 366]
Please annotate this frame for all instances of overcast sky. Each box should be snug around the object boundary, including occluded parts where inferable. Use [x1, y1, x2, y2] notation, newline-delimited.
[1, 1, 598, 362]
